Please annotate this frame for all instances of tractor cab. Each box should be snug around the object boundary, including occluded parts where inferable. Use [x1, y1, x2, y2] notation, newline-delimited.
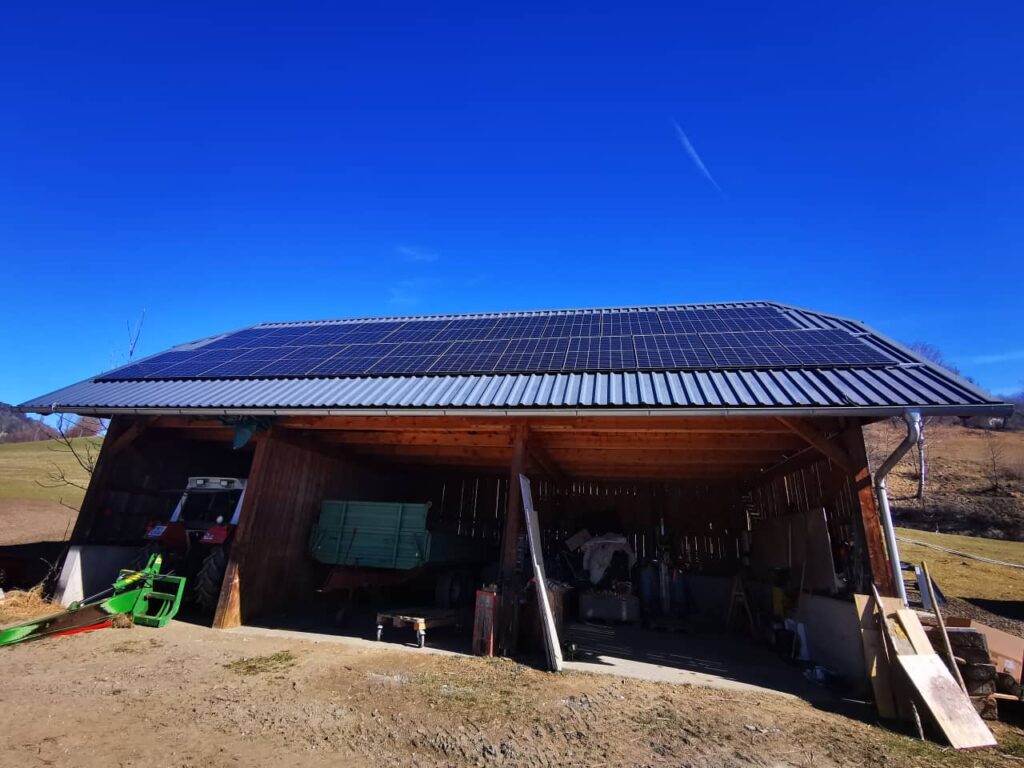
[145, 477, 247, 612]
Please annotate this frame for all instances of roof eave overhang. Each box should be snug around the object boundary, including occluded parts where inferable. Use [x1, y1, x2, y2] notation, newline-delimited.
[18, 403, 1015, 420]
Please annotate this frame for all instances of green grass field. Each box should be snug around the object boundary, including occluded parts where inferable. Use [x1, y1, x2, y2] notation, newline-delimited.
[0, 438, 102, 544]
[0, 438, 101, 504]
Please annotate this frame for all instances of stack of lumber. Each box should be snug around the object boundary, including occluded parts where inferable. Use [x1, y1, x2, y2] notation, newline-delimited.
[919, 622, 1024, 718]
[853, 590, 996, 750]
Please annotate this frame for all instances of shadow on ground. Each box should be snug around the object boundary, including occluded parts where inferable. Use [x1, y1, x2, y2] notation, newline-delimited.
[965, 598, 1024, 622]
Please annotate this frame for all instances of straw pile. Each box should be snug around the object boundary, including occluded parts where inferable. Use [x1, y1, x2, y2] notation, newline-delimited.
[0, 584, 59, 625]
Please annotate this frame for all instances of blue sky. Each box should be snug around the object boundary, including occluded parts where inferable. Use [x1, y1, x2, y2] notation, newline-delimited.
[2, 2, 1022, 407]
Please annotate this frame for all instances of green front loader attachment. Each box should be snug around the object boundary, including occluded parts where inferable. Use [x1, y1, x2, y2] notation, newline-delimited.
[0, 553, 186, 647]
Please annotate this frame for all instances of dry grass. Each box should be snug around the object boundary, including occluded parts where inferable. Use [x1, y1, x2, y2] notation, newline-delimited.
[224, 650, 298, 675]
[0, 438, 100, 503]
[0, 437, 100, 545]
[0, 584, 60, 625]
[895, 526, 1024, 602]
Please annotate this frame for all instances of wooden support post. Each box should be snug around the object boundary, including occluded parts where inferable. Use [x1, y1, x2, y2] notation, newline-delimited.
[842, 421, 897, 597]
[497, 426, 528, 655]
[213, 433, 271, 629]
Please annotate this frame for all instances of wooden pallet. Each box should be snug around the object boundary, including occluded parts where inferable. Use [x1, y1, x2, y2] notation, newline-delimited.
[375, 607, 461, 648]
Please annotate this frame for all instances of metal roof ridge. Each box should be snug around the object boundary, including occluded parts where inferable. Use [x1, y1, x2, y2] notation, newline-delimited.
[252, 299, 783, 328]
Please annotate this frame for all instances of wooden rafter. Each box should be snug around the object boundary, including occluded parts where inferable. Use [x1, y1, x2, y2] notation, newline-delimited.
[527, 441, 565, 481]
[775, 417, 853, 472]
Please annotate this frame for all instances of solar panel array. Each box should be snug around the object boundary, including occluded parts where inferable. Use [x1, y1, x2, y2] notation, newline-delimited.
[98, 306, 897, 381]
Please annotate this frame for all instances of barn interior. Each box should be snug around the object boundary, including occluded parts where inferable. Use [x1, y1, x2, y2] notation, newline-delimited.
[66, 412, 890, 697]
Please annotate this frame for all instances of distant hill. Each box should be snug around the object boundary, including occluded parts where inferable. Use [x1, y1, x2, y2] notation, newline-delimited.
[0, 403, 58, 443]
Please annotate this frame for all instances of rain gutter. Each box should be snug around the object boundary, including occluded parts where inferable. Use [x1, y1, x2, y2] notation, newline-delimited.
[873, 410, 921, 606]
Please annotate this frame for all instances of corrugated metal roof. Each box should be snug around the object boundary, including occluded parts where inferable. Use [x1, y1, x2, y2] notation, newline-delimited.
[19, 302, 1011, 418]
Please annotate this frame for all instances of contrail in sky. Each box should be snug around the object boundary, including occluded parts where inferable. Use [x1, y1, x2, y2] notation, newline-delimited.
[671, 119, 725, 197]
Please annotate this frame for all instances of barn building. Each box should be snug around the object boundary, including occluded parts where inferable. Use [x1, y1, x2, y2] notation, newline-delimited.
[20, 302, 1011, 674]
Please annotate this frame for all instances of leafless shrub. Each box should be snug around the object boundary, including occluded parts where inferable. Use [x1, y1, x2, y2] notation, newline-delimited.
[982, 430, 1006, 494]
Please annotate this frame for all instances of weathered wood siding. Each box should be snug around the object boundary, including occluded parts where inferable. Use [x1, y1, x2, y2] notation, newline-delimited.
[214, 430, 383, 627]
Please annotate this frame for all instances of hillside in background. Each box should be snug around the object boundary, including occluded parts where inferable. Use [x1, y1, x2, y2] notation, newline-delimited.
[0, 403, 57, 443]
[866, 422, 1024, 540]
[0, 438, 97, 545]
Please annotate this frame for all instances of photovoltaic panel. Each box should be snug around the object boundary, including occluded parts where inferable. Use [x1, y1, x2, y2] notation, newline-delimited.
[95, 304, 900, 381]
[433, 319, 499, 341]
[385, 324, 452, 342]
[428, 353, 502, 373]
[444, 339, 511, 357]
[707, 346, 799, 367]
[787, 344, 895, 366]
[291, 326, 363, 346]
[227, 347, 292, 363]
[493, 353, 566, 372]
[601, 311, 664, 337]
[388, 341, 453, 357]
[564, 336, 637, 370]
[634, 335, 714, 368]
[503, 337, 570, 355]
[250, 349, 348, 376]
[769, 329, 853, 346]
[563, 313, 603, 337]
[489, 315, 546, 339]
[700, 331, 800, 367]
[308, 355, 380, 375]
[366, 354, 445, 374]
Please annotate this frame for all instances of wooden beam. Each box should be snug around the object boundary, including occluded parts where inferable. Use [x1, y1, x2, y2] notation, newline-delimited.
[152, 413, 798, 436]
[498, 426, 528, 655]
[842, 421, 897, 597]
[151, 427, 235, 442]
[104, 416, 154, 456]
[344, 445, 513, 462]
[564, 466, 748, 481]
[527, 441, 565, 482]
[319, 430, 515, 448]
[547, 448, 785, 464]
[536, 431, 805, 452]
[274, 414, 793, 434]
[776, 417, 854, 472]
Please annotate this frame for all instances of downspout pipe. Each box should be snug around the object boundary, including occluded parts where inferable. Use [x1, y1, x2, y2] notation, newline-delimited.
[873, 410, 921, 606]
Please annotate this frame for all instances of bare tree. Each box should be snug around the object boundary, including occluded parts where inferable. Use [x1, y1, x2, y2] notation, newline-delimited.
[982, 429, 1005, 494]
[39, 414, 102, 494]
[906, 341, 964, 500]
[37, 311, 146, 513]
[64, 416, 104, 438]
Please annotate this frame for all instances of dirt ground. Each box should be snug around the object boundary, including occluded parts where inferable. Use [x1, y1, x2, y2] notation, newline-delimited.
[2, 621, 1022, 768]
[0, 497, 76, 546]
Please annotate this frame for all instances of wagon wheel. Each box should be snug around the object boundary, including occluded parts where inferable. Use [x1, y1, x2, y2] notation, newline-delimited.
[434, 569, 473, 609]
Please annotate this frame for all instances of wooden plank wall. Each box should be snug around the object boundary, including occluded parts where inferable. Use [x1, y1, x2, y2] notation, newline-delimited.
[74, 425, 256, 546]
[749, 458, 855, 545]
[421, 473, 743, 573]
[214, 431, 386, 627]
[748, 453, 881, 593]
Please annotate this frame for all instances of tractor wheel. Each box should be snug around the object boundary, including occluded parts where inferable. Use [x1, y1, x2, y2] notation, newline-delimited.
[195, 546, 228, 614]
[434, 569, 473, 609]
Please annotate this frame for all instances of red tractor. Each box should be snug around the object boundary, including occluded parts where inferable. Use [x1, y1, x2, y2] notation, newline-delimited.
[144, 476, 246, 613]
